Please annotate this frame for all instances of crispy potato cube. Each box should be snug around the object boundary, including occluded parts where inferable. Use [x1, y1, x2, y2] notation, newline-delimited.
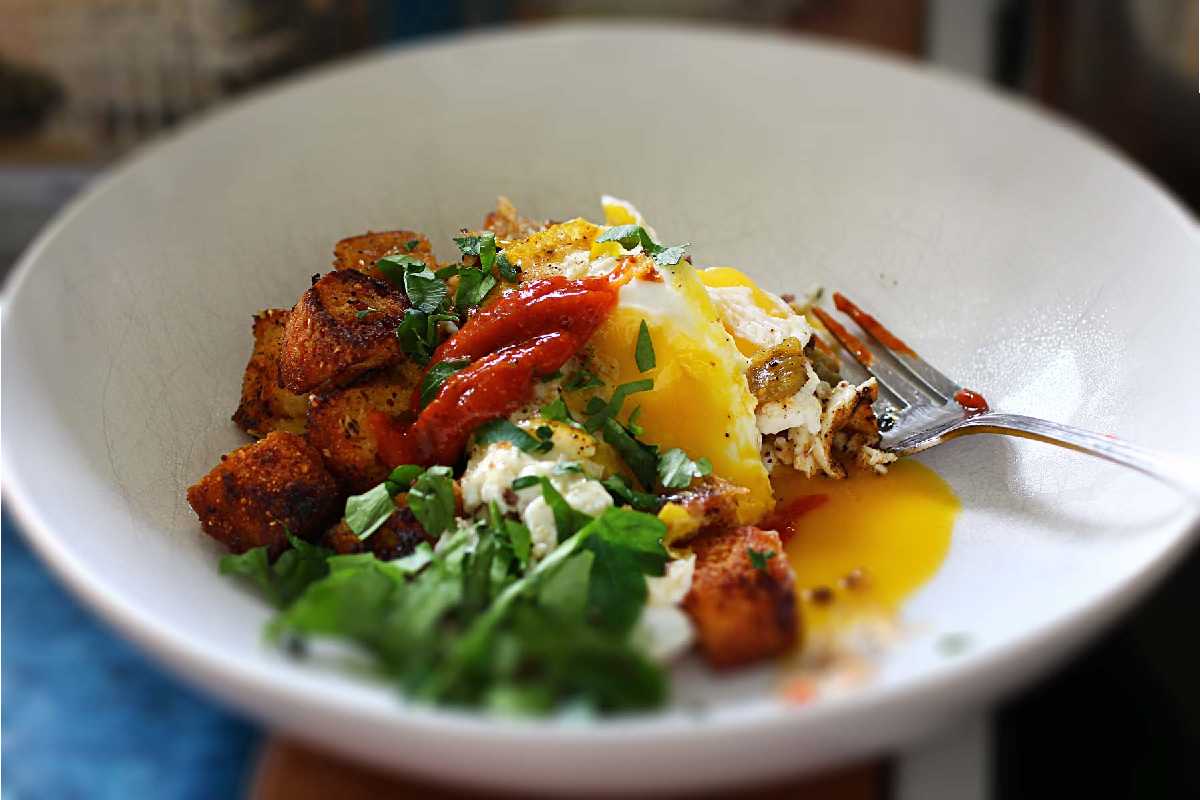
[322, 507, 432, 561]
[187, 432, 341, 556]
[483, 196, 548, 240]
[332, 230, 436, 282]
[231, 309, 309, 437]
[683, 526, 799, 668]
[305, 363, 422, 492]
[278, 270, 410, 394]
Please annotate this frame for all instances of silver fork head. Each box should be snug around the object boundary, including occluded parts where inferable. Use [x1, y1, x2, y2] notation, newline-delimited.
[811, 293, 988, 455]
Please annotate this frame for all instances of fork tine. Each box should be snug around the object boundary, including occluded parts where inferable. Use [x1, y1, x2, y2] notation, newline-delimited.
[810, 307, 929, 409]
[831, 292, 961, 401]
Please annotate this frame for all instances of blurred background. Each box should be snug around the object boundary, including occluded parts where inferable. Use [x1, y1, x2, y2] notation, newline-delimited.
[3, 1, 1198, 798]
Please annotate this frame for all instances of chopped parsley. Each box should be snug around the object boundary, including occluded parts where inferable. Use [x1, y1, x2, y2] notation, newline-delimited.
[418, 359, 471, 408]
[355, 305, 380, 320]
[395, 309, 456, 364]
[601, 474, 665, 513]
[602, 418, 659, 489]
[495, 251, 520, 282]
[220, 535, 331, 608]
[748, 547, 776, 571]
[454, 267, 497, 309]
[562, 369, 603, 392]
[453, 231, 497, 273]
[377, 254, 447, 314]
[404, 239, 420, 251]
[634, 320, 656, 372]
[582, 378, 654, 433]
[406, 465, 457, 537]
[473, 419, 554, 454]
[342, 464, 446, 541]
[656, 448, 713, 489]
[595, 225, 690, 268]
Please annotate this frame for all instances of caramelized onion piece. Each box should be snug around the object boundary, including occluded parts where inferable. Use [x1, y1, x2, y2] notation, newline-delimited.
[746, 337, 810, 404]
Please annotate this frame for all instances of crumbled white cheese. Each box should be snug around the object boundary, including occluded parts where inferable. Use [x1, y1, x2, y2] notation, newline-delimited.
[633, 555, 696, 662]
[459, 421, 612, 560]
[706, 285, 814, 351]
[558, 250, 618, 279]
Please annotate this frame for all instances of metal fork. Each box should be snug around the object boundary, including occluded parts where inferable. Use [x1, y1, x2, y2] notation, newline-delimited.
[810, 293, 1200, 500]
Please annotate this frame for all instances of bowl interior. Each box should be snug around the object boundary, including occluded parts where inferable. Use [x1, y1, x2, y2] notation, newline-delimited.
[4, 23, 1198, 792]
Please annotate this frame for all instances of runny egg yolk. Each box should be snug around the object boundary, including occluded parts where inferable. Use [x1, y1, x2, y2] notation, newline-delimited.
[579, 257, 773, 524]
[770, 460, 960, 633]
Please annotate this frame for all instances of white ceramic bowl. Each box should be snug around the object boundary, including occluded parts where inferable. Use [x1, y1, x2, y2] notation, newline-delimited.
[4, 23, 1199, 795]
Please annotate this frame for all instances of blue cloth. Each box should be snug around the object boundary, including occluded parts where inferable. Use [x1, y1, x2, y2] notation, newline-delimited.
[2, 514, 260, 800]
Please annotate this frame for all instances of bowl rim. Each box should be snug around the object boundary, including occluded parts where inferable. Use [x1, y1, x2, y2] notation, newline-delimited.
[3, 19, 1199, 747]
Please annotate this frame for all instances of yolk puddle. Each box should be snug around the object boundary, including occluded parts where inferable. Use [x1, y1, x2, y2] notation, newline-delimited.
[769, 460, 960, 634]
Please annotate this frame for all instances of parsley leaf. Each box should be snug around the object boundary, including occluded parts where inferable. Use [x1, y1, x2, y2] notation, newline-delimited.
[453, 231, 497, 272]
[474, 419, 554, 454]
[495, 251, 520, 282]
[418, 359, 470, 408]
[378, 254, 448, 314]
[395, 309, 456, 364]
[355, 305, 380, 320]
[626, 405, 645, 436]
[656, 448, 713, 489]
[455, 267, 497, 309]
[536, 477, 593, 542]
[583, 378, 654, 433]
[602, 418, 659, 489]
[562, 369, 603, 392]
[540, 398, 581, 428]
[595, 225, 689, 268]
[601, 474, 665, 513]
[511, 475, 540, 490]
[407, 465, 456, 537]
[635, 320, 655, 372]
[580, 508, 667, 632]
[219, 535, 331, 608]
[404, 239, 420, 251]
[748, 548, 776, 571]
[344, 482, 397, 540]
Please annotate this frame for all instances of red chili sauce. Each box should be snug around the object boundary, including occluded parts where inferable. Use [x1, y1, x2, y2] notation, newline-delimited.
[832, 292, 915, 356]
[762, 494, 829, 544]
[811, 307, 873, 366]
[953, 388, 989, 415]
[371, 274, 622, 467]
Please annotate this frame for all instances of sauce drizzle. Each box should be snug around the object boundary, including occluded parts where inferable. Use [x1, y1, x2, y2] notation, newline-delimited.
[832, 292, 915, 356]
[953, 388, 989, 415]
[811, 307, 873, 366]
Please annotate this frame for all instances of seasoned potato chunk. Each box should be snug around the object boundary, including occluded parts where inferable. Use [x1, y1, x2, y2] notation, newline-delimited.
[483, 196, 548, 241]
[332, 230, 436, 282]
[231, 309, 308, 437]
[305, 363, 422, 492]
[683, 526, 799, 668]
[322, 507, 432, 561]
[186, 432, 341, 557]
[278, 270, 410, 394]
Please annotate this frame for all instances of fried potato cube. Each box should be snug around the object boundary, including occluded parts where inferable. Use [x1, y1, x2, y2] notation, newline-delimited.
[332, 230, 436, 282]
[683, 526, 799, 669]
[322, 507, 432, 561]
[231, 309, 309, 437]
[305, 363, 422, 492]
[483, 196, 548, 240]
[187, 432, 342, 556]
[278, 270, 410, 394]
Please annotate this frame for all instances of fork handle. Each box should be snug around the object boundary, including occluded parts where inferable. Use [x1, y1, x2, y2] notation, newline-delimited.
[955, 413, 1200, 500]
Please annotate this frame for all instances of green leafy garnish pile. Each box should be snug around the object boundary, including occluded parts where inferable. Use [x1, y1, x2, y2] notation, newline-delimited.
[222, 466, 671, 715]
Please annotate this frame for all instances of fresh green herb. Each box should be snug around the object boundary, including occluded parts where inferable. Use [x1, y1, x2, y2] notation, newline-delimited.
[220, 535, 332, 608]
[602, 418, 659, 489]
[391, 542, 434, 574]
[434, 264, 462, 280]
[601, 474, 665, 513]
[344, 482, 398, 540]
[496, 251, 520, 282]
[553, 461, 583, 475]
[563, 369, 604, 392]
[595, 225, 690, 268]
[626, 405, 644, 436]
[536, 477, 593, 542]
[540, 398, 581, 428]
[488, 501, 532, 570]
[539, 369, 563, 383]
[404, 239, 420, 251]
[583, 379, 654, 433]
[455, 267, 497, 309]
[262, 505, 668, 714]
[378, 254, 448, 313]
[473, 419, 554, 454]
[657, 448, 713, 489]
[395, 309, 457, 364]
[748, 548, 776, 571]
[511, 475, 540, 491]
[635, 320, 655, 372]
[407, 465, 456, 537]
[355, 305, 380, 320]
[453, 231, 497, 272]
[418, 359, 471, 408]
